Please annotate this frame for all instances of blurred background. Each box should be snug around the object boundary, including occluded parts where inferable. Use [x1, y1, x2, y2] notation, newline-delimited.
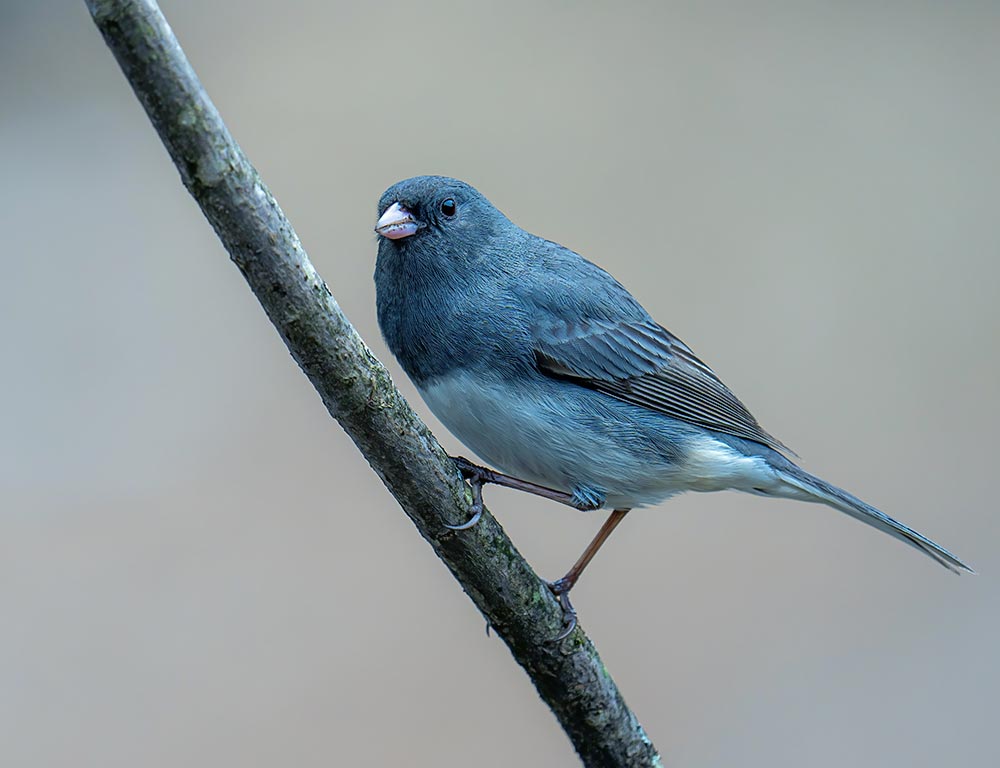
[2, 1, 997, 765]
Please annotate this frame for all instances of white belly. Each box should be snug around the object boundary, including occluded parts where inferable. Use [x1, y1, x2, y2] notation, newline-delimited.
[418, 370, 781, 509]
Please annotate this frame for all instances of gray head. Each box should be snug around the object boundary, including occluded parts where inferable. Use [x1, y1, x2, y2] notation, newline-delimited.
[374, 176, 531, 382]
[374, 176, 518, 271]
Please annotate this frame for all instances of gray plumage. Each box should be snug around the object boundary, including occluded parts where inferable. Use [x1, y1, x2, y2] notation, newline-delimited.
[374, 175, 971, 574]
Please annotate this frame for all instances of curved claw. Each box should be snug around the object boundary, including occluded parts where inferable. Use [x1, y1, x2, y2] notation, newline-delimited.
[548, 578, 578, 641]
[443, 503, 482, 530]
[444, 467, 485, 530]
[553, 609, 577, 642]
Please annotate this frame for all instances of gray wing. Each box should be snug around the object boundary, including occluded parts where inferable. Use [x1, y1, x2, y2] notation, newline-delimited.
[532, 316, 791, 454]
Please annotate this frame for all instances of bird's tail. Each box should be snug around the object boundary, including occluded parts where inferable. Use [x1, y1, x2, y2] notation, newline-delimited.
[773, 462, 974, 574]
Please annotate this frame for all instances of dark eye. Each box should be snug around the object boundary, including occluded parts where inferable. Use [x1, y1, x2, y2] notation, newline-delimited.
[440, 198, 457, 217]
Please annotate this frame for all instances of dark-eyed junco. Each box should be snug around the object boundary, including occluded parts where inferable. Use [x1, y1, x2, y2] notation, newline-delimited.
[374, 175, 971, 634]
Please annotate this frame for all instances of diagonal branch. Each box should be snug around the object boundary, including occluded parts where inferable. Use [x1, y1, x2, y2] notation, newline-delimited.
[84, 1, 661, 765]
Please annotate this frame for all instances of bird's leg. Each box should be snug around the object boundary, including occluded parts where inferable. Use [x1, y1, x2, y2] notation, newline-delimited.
[447, 456, 601, 530]
[549, 508, 630, 640]
[448, 456, 622, 639]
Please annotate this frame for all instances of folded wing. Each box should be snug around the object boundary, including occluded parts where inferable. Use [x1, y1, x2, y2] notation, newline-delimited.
[533, 316, 790, 454]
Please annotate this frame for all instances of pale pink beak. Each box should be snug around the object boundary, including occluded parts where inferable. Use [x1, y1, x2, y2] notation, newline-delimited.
[375, 202, 419, 240]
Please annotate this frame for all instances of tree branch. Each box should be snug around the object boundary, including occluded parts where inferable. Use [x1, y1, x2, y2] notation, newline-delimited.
[84, 1, 661, 765]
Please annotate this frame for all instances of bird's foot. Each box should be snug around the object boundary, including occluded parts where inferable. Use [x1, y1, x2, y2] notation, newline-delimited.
[548, 577, 578, 641]
[445, 457, 487, 530]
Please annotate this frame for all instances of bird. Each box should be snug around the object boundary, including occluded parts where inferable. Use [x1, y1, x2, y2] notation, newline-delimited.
[373, 175, 972, 636]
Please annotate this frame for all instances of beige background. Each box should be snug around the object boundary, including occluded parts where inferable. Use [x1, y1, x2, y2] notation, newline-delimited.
[2, 1, 997, 766]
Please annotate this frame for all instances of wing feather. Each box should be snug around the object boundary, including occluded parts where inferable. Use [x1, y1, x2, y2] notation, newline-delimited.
[533, 317, 790, 453]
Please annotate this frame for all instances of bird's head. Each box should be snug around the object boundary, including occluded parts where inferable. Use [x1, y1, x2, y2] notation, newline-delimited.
[375, 176, 507, 258]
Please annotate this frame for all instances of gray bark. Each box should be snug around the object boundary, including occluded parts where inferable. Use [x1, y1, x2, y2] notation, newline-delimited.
[84, 2, 662, 765]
